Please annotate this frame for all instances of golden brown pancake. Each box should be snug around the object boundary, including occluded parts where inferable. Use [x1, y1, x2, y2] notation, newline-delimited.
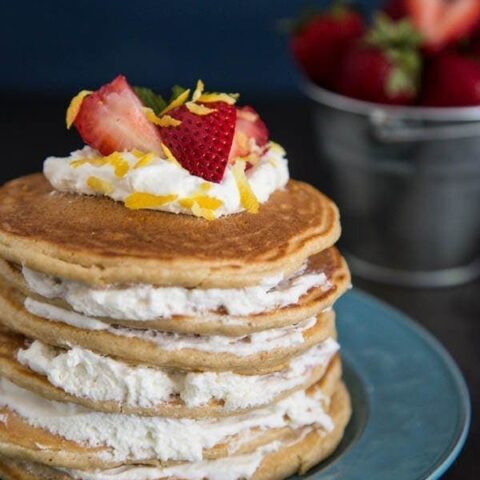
[0, 383, 351, 480]
[0, 248, 350, 336]
[0, 327, 342, 418]
[0, 371, 345, 471]
[0, 174, 340, 288]
[0, 281, 336, 373]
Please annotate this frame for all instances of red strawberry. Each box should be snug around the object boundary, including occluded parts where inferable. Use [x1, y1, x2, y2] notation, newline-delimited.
[229, 106, 269, 162]
[290, 4, 365, 88]
[157, 102, 236, 183]
[74, 75, 163, 156]
[406, 0, 480, 53]
[421, 52, 480, 106]
[335, 15, 422, 105]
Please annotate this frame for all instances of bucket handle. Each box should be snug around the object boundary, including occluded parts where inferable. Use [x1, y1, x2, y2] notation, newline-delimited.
[370, 111, 480, 143]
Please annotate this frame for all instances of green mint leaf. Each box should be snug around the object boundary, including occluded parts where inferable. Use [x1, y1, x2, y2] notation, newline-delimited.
[134, 87, 167, 115]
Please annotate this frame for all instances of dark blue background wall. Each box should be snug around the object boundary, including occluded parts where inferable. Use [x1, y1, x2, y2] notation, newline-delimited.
[2, 0, 381, 96]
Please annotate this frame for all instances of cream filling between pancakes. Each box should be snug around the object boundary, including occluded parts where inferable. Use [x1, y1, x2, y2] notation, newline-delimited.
[24, 298, 318, 356]
[57, 436, 302, 480]
[17, 339, 339, 410]
[21, 263, 330, 320]
[0, 378, 333, 463]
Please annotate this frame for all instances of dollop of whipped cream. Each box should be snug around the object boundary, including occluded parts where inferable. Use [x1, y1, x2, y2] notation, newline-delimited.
[43, 143, 289, 218]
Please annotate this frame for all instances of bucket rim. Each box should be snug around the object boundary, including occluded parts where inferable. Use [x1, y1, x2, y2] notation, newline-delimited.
[302, 78, 480, 122]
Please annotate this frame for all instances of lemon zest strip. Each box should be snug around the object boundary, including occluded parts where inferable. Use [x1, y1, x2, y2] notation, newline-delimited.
[134, 152, 155, 169]
[179, 195, 223, 210]
[124, 192, 177, 210]
[66, 90, 92, 129]
[86, 176, 113, 195]
[192, 80, 205, 102]
[144, 108, 181, 127]
[232, 160, 259, 214]
[161, 89, 191, 115]
[197, 92, 238, 105]
[161, 143, 181, 166]
[186, 102, 216, 116]
[268, 141, 286, 156]
[191, 202, 216, 221]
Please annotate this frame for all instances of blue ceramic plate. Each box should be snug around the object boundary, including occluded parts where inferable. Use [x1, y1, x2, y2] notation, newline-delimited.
[291, 290, 470, 480]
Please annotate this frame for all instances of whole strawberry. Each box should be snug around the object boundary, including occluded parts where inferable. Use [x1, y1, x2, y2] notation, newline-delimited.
[290, 2, 365, 88]
[335, 15, 422, 105]
[421, 53, 480, 106]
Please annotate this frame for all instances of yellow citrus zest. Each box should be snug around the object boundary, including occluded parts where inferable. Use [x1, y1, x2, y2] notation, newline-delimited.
[198, 183, 212, 193]
[133, 152, 155, 169]
[197, 92, 238, 104]
[106, 152, 129, 177]
[191, 202, 216, 221]
[70, 158, 104, 168]
[186, 102, 216, 116]
[86, 176, 113, 195]
[161, 89, 191, 115]
[268, 141, 286, 156]
[160, 143, 181, 166]
[232, 160, 259, 214]
[66, 90, 92, 129]
[179, 195, 223, 210]
[124, 192, 177, 210]
[192, 79, 205, 102]
[71, 153, 129, 177]
[268, 158, 278, 167]
[144, 108, 182, 127]
[131, 149, 146, 159]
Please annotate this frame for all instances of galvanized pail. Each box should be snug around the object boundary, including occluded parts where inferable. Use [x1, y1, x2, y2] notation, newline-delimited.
[303, 81, 480, 287]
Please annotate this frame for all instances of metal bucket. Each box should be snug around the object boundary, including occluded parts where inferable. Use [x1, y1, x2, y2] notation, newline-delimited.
[303, 80, 480, 287]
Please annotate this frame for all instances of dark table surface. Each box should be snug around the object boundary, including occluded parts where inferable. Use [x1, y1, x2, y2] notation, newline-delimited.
[1, 94, 479, 479]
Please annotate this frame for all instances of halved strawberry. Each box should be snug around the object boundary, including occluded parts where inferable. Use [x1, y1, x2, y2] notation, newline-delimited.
[73, 75, 164, 156]
[228, 106, 269, 162]
[406, 0, 480, 53]
[157, 101, 236, 183]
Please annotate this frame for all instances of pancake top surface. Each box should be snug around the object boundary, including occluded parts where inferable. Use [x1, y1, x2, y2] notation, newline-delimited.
[0, 174, 340, 287]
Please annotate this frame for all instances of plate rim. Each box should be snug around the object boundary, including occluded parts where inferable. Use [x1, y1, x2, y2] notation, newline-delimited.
[308, 289, 471, 480]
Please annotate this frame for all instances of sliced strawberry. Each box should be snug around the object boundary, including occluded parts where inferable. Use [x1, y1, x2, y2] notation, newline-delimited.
[74, 75, 164, 156]
[229, 106, 269, 161]
[157, 102, 236, 183]
[406, 0, 480, 53]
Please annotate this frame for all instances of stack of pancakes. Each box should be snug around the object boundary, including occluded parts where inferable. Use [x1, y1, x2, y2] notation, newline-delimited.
[0, 174, 351, 480]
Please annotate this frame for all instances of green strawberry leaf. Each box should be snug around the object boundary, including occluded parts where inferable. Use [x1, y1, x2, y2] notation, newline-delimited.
[134, 87, 167, 115]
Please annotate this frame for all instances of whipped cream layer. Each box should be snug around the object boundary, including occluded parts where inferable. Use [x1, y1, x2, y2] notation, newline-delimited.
[0, 378, 332, 463]
[17, 339, 338, 411]
[43, 145, 289, 218]
[60, 438, 296, 480]
[59, 440, 290, 480]
[22, 263, 329, 320]
[24, 298, 317, 356]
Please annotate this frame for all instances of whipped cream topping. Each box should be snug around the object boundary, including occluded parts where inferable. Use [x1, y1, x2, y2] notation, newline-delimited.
[43, 145, 289, 218]
[22, 264, 329, 320]
[0, 378, 332, 463]
[24, 298, 317, 356]
[17, 339, 338, 411]
[60, 440, 287, 480]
